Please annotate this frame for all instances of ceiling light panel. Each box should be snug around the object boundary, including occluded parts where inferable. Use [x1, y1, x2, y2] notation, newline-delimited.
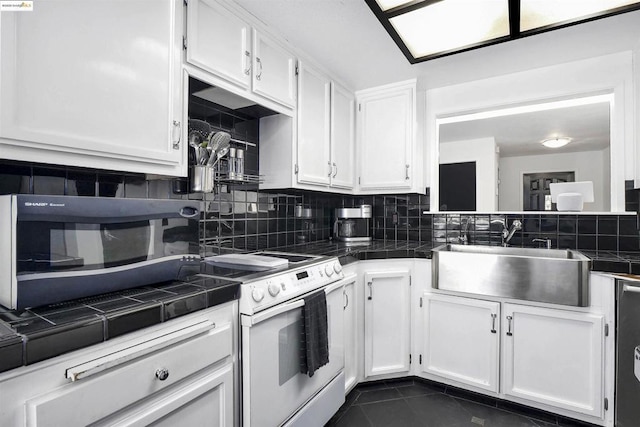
[389, 0, 510, 59]
[520, 0, 640, 31]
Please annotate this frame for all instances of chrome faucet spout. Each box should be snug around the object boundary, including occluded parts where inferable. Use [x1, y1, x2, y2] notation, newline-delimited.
[459, 216, 472, 245]
[504, 220, 522, 245]
[490, 218, 521, 246]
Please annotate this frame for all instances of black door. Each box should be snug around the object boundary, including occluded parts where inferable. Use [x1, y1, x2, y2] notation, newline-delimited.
[439, 162, 476, 211]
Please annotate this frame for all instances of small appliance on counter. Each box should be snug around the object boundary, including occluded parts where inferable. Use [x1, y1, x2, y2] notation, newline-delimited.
[333, 204, 372, 244]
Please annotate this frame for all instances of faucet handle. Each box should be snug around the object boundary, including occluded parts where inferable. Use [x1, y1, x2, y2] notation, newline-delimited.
[532, 238, 552, 249]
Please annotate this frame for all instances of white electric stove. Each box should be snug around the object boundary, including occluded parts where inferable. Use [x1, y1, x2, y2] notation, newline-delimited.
[201, 250, 347, 427]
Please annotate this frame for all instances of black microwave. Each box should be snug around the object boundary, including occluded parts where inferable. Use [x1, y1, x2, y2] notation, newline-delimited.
[0, 195, 201, 310]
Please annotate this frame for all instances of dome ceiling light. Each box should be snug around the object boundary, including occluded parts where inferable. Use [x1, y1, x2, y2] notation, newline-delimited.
[366, 0, 640, 63]
[541, 137, 572, 148]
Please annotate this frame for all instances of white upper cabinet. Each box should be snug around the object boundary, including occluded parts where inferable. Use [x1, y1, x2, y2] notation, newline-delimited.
[260, 61, 355, 193]
[296, 62, 354, 189]
[297, 63, 332, 186]
[186, 0, 296, 110]
[252, 31, 296, 108]
[330, 83, 356, 190]
[356, 79, 419, 193]
[0, 0, 184, 176]
[186, 0, 251, 89]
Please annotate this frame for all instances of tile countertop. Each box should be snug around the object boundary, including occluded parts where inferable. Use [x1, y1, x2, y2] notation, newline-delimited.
[0, 276, 240, 374]
[2, 240, 637, 375]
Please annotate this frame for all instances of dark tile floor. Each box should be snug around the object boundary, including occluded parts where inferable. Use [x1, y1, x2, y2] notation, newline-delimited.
[325, 378, 599, 427]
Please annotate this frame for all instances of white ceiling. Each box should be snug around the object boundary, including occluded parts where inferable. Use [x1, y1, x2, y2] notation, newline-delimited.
[234, 0, 640, 91]
[439, 101, 611, 157]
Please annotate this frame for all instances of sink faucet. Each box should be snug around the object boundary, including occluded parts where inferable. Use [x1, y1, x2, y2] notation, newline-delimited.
[533, 238, 552, 249]
[490, 219, 522, 247]
[458, 216, 472, 245]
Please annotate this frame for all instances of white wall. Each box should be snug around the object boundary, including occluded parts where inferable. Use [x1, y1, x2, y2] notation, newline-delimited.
[439, 137, 497, 212]
[499, 148, 610, 212]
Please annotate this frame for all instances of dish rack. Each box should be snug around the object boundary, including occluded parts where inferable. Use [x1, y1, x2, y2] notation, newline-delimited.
[213, 157, 263, 184]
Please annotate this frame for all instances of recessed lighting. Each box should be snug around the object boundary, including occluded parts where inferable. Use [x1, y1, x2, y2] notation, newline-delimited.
[541, 137, 572, 148]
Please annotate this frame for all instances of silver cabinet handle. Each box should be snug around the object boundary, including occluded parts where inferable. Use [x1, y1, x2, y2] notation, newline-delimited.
[405, 164, 410, 180]
[172, 120, 181, 150]
[328, 161, 332, 177]
[155, 368, 169, 381]
[332, 162, 337, 178]
[244, 50, 251, 75]
[256, 57, 263, 80]
[491, 313, 497, 334]
[343, 291, 349, 310]
[506, 315, 513, 336]
[367, 281, 373, 300]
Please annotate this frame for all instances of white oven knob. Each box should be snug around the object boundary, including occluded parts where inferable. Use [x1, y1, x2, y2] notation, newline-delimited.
[252, 288, 265, 302]
[333, 262, 343, 274]
[324, 264, 334, 277]
[268, 283, 281, 297]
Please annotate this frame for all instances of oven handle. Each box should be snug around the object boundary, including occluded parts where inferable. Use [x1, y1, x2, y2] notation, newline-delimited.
[249, 274, 357, 326]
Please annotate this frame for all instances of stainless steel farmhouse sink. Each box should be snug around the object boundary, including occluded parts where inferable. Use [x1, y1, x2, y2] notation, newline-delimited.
[431, 244, 592, 307]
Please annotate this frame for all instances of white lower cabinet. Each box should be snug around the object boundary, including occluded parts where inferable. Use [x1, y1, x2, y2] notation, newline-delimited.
[364, 269, 411, 378]
[0, 303, 237, 427]
[502, 303, 604, 418]
[421, 293, 500, 393]
[418, 289, 609, 424]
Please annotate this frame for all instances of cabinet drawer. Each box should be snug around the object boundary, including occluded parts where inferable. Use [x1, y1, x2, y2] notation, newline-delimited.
[25, 322, 231, 427]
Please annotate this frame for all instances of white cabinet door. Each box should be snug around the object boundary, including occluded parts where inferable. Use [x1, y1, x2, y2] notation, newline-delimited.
[297, 62, 331, 186]
[357, 81, 415, 191]
[330, 83, 355, 190]
[502, 303, 604, 418]
[252, 30, 296, 108]
[98, 364, 234, 427]
[186, 0, 251, 89]
[343, 278, 357, 393]
[364, 270, 411, 378]
[0, 0, 184, 176]
[421, 293, 500, 393]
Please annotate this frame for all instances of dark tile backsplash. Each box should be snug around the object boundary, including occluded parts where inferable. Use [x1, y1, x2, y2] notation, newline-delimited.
[429, 211, 639, 252]
[2, 155, 639, 255]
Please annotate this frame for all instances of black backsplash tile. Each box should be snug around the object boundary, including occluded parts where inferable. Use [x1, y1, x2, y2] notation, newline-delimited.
[33, 166, 66, 195]
[597, 217, 618, 235]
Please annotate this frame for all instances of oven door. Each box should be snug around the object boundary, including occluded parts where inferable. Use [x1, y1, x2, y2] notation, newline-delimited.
[241, 278, 347, 427]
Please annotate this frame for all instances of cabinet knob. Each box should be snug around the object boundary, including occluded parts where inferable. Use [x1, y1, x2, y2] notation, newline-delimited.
[155, 368, 170, 381]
